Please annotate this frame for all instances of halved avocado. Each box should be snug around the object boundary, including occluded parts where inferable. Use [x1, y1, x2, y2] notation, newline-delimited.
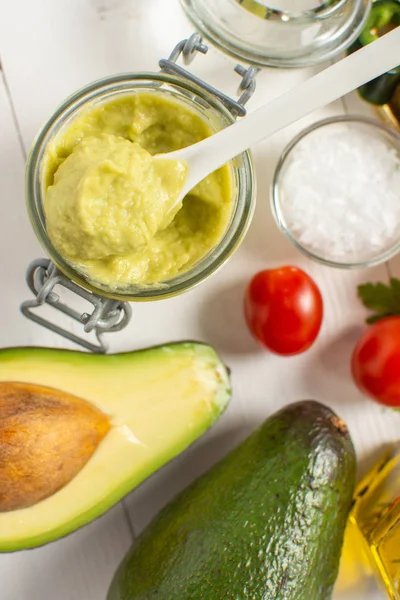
[0, 342, 230, 552]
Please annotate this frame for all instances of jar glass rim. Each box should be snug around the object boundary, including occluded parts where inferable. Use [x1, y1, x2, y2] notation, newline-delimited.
[26, 71, 255, 301]
[180, 0, 372, 69]
[271, 114, 400, 269]
[234, 0, 349, 23]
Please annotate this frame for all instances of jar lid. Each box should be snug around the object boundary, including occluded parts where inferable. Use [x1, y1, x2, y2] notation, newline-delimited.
[180, 0, 372, 68]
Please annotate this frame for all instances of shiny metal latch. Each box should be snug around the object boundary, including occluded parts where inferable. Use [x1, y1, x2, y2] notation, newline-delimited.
[21, 259, 132, 353]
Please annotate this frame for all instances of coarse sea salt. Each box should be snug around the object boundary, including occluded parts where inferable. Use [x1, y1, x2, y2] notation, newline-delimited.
[278, 123, 400, 263]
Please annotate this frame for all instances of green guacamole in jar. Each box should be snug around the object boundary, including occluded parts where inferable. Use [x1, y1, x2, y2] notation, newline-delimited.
[42, 93, 233, 288]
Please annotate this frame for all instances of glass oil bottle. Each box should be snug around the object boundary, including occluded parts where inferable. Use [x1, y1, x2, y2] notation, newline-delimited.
[344, 443, 400, 599]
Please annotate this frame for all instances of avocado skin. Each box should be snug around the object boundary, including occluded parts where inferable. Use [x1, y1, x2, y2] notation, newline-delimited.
[109, 400, 356, 600]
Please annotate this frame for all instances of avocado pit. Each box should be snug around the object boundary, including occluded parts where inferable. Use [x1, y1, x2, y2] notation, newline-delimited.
[0, 382, 110, 512]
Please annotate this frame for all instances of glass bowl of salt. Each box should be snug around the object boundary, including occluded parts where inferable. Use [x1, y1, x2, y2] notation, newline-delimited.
[271, 115, 400, 268]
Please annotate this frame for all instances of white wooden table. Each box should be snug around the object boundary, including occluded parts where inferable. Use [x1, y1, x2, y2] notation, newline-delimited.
[0, 1, 399, 599]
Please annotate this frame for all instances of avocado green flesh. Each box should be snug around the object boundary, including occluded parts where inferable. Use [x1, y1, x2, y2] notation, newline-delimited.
[109, 401, 356, 600]
[0, 343, 230, 552]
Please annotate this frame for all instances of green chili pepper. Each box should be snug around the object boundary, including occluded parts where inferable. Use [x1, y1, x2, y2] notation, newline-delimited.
[350, 1, 400, 105]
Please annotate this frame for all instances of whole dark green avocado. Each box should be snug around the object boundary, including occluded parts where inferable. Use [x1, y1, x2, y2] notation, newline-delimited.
[109, 400, 356, 600]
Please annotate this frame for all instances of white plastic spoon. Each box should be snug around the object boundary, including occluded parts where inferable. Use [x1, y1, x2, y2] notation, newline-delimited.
[159, 27, 400, 212]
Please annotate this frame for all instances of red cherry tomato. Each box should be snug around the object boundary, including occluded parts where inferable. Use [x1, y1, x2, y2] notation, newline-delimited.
[244, 266, 323, 355]
[352, 316, 400, 407]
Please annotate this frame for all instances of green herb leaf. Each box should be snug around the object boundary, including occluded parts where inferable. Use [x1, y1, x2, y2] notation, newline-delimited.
[366, 313, 392, 324]
[358, 278, 400, 323]
[390, 277, 400, 304]
[358, 282, 398, 312]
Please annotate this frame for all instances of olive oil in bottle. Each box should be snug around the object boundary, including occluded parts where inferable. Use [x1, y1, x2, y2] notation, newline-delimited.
[349, 444, 400, 599]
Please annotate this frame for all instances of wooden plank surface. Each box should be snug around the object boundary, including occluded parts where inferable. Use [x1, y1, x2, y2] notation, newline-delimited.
[0, 1, 399, 599]
[0, 68, 132, 600]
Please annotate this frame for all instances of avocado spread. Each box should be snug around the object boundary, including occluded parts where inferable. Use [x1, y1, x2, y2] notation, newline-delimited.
[42, 93, 233, 287]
